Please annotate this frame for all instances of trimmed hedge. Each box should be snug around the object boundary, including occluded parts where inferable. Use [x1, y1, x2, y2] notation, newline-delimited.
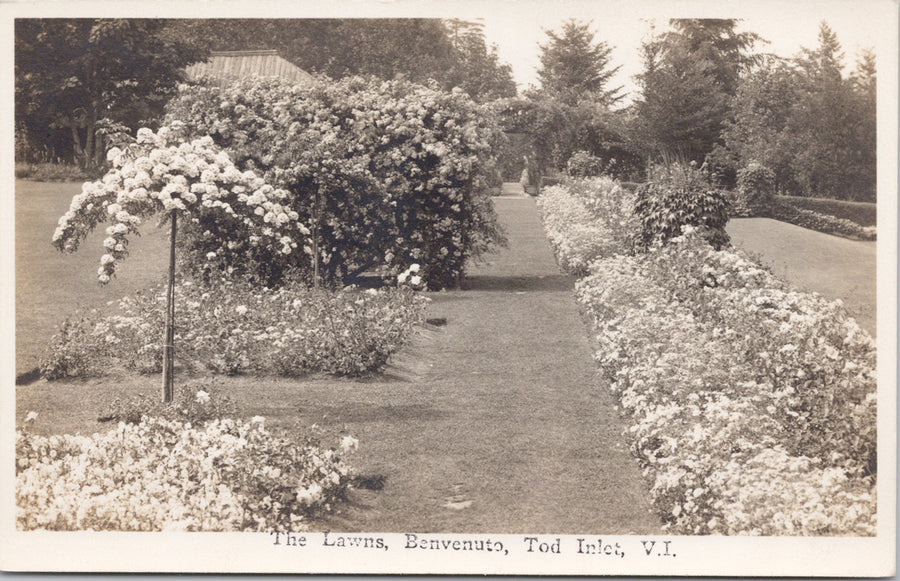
[769, 202, 876, 241]
[777, 196, 876, 228]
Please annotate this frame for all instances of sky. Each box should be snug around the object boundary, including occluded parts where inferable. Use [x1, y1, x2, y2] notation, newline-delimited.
[474, 0, 894, 102]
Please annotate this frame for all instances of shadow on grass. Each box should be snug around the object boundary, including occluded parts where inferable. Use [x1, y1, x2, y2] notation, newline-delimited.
[463, 274, 573, 292]
[302, 402, 444, 423]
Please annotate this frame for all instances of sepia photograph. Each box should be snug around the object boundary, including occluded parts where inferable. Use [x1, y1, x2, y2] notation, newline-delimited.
[1, 0, 896, 575]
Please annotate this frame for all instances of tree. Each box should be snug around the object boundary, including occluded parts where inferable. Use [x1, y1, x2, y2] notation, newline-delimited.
[52, 125, 307, 400]
[537, 19, 623, 105]
[633, 30, 730, 162]
[633, 19, 762, 163]
[786, 22, 875, 200]
[666, 19, 764, 95]
[443, 19, 517, 101]
[718, 23, 876, 201]
[719, 57, 802, 190]
[169, 18, 516, 103]
[15, 19, 207, 168]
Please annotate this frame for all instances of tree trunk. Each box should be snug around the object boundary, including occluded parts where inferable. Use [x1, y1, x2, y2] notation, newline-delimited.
[70, 119, 84, 168]
[84, 109, 97, 169]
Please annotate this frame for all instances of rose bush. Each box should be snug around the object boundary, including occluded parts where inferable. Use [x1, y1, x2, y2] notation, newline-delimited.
[540, 178, 877, 535]
[40, 279, 428, 379]
[165, 76, 507, 289]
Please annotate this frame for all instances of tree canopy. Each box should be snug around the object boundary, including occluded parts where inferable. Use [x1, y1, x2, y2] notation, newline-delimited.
[721, 22, 877, 200]
[633, 19, 763, 163]
[15, 19, 207, 168]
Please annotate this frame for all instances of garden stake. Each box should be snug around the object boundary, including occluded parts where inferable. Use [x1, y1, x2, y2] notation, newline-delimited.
[162, 211, 176, 403]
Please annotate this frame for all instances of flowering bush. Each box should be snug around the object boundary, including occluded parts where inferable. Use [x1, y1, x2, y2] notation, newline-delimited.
[41, 279, 428, 379]
[397, 263, 427, 291]
[52, 125, 308, 285]
[17, 413, 357, 531]
[576, 239, 876, 535]
[99, 380, 237, 425]
[166, 76, 506, 289]
[539, 176, 877, 536]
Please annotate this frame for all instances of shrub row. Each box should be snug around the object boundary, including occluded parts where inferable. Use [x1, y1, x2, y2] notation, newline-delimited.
[40, 279, 427, 380]
[17, 395, 357, 531]
[769, 200, 877, 241]
[536, 177, 638, 276]
[539, 178, 877, 535]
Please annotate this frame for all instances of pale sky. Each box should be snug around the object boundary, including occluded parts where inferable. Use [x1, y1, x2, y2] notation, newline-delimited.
[476, 0, 894, 103]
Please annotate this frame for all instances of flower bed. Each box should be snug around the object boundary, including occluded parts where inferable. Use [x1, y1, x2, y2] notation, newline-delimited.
[540, 178, 877, 535]
[40, 279, 428, 379]
[776, 196, 877, 228]
[535, 177, 638, 275]
[17, 410, 357, 531]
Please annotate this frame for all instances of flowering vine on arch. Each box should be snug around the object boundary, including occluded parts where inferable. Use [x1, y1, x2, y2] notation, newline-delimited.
[52, 124, 310, 401]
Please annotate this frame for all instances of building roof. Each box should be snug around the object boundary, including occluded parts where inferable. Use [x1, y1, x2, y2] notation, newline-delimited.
[185, 50, 313, 87]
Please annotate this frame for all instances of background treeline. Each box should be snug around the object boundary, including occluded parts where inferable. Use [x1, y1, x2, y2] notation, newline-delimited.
[16, 18, 876, 201]
[14, 18, 515, 170]
[510, 19, 877, 202]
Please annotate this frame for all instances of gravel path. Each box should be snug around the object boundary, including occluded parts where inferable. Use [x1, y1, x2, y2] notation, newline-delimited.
[727, 218, 877, 336]
[326, 194, 661, 533]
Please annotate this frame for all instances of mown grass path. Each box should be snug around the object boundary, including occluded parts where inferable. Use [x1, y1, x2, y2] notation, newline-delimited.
[727, 218, 876, 336]
[323, 192, 662, 533]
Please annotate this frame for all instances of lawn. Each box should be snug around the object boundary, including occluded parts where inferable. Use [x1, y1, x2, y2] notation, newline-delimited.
[16, 180, 170, 376]
[726, 217, 876, 336]
[16, 194, 662, 534]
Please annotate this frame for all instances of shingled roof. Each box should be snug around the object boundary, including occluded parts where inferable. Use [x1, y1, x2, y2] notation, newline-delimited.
[185, 50, 313, 87]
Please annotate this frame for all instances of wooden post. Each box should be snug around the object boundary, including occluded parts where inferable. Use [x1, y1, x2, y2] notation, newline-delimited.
[162, 211, 176, 403]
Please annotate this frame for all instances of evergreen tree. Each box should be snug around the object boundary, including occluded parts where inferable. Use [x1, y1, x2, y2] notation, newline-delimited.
[443, 19, 517, 101]
[720, 22, 876, 201]
[537, 19, 623, 105]
[786, 22, 864, 199]
[633, 19, 762, 163]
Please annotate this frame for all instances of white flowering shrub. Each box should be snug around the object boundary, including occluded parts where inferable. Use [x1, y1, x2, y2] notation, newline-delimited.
[52, 125, 309, 285]
[165, 76, 506, 289]
[40, 279, 428, 379]
[16, 414, 357, 531]
[540, 177, 877, 535]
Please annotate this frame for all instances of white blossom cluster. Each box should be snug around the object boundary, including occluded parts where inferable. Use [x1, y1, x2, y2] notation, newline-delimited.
[16, 414, 356, 532]
[52, 125, 309, 284]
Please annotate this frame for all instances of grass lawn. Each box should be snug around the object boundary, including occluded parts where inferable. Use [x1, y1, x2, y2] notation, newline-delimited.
[16, 193, 663, 534]
[16, 180, 170, 375]
[726, 217, 877, 336]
